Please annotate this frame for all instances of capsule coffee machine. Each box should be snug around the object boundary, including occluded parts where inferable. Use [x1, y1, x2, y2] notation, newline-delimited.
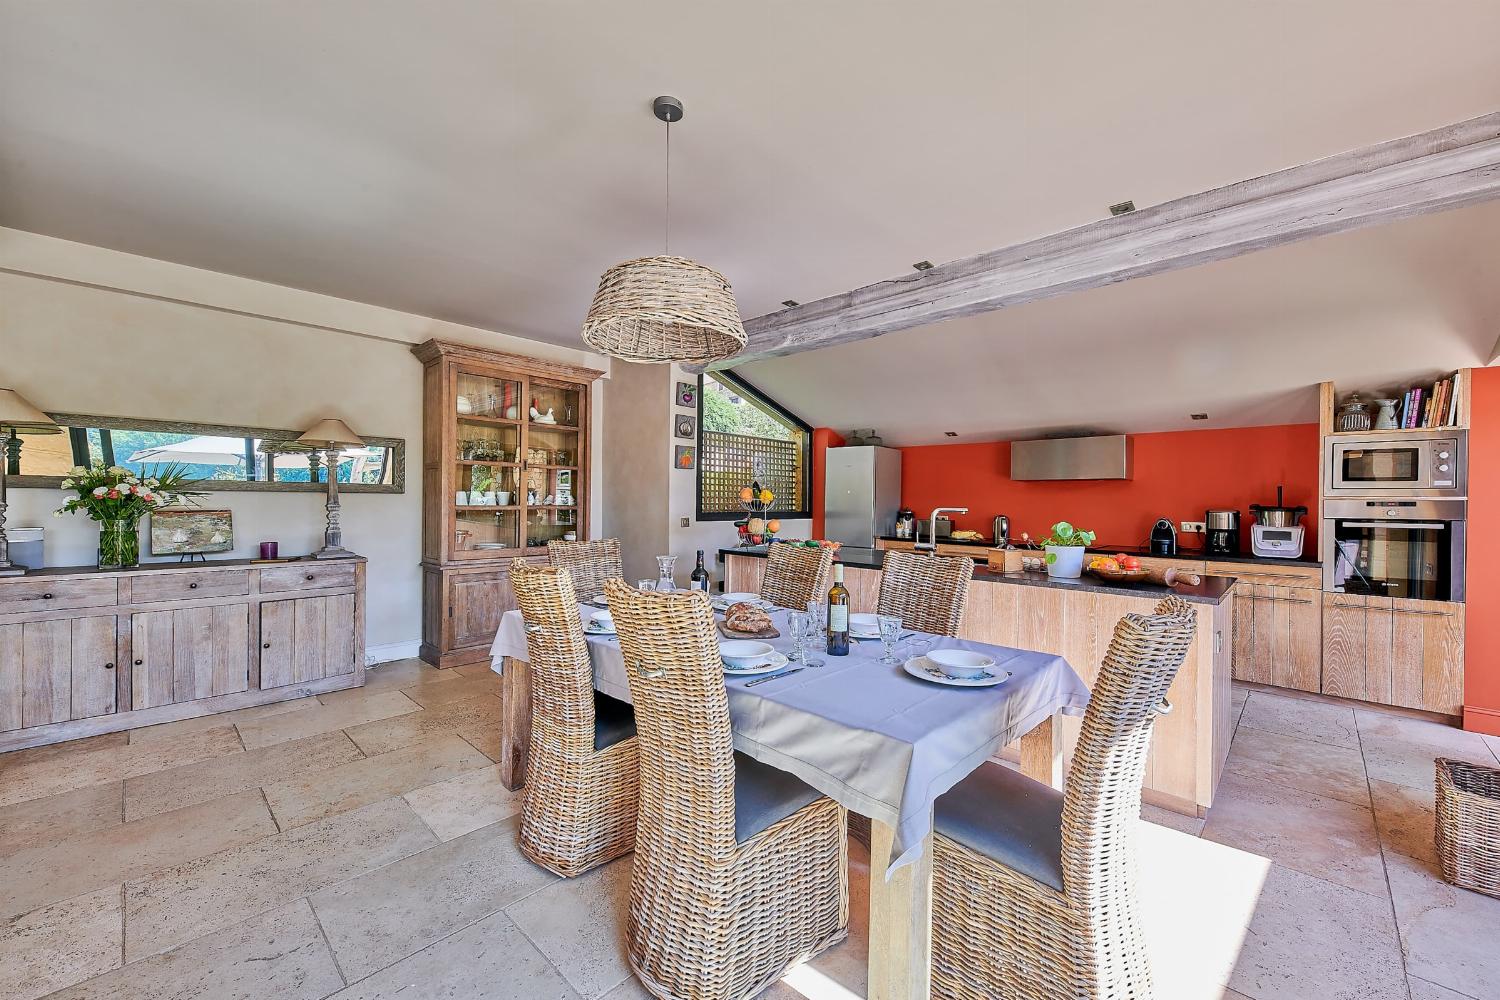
[1205, 509, 1241, 556]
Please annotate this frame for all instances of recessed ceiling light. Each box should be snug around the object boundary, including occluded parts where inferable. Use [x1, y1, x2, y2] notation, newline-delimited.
[912, 260, 934, 271]
[944, 431, 958, 437]
[1109, 200, 1136, 217]
[1190, 413, 1209, 421]
[781, 299, 799, 308]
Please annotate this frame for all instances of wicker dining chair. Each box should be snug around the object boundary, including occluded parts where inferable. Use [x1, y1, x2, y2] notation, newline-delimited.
[929, 595, 1197, 1000]
[547, 537, 624, 602]
[605, 578, 849, 1000]
[877, 549, 974, 636]
[759, 542, 835, 611]
[510, 561, 638, 878]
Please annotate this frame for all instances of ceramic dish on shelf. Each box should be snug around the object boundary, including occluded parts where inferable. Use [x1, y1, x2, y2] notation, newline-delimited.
[902, 655, 1011, 688]
[722, 651, 790, 676]
[474, 542, 509, 550]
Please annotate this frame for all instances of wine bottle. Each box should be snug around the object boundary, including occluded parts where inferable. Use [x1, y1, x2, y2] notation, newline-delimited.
[827, 564, 850, 656]
[690, 550, 710, 592]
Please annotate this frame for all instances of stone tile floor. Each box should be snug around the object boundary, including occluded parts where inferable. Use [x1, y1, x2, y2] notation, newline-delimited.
[3, 659, 1499, 999]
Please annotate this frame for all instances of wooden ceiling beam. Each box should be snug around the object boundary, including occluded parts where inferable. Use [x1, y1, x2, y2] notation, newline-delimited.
[705, 112, 1500, 370]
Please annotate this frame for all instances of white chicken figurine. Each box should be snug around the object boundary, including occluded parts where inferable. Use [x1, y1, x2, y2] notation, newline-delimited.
[529, 402, 557, 424]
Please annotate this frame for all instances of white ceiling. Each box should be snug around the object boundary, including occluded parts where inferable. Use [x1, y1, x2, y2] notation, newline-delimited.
[3, 2, 1499, 440]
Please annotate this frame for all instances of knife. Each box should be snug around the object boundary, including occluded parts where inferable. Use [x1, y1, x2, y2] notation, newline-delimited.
[744, 667, 804, 687]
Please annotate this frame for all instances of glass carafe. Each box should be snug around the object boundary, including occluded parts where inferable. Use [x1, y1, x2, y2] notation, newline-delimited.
[655, 554, 678, 592]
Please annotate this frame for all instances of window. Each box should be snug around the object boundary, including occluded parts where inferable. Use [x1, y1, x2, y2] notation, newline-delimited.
[7, 414, 404, 494]
[696, 371, 811, 521]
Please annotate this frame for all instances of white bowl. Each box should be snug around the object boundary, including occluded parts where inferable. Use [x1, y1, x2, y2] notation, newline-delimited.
[719, 639, 775, 668]
[717, 592, 761, 606]
[590, 610, 614, 629]
[925, 648, 995, 680]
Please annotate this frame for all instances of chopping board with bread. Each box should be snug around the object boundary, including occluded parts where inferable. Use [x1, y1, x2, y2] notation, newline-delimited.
[718, 601, 781, 639]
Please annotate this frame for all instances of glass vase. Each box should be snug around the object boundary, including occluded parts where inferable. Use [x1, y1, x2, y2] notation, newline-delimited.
[97, 517, 141, 570]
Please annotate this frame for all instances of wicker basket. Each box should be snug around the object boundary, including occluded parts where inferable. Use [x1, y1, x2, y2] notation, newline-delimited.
[1435, 757, 1500, 898]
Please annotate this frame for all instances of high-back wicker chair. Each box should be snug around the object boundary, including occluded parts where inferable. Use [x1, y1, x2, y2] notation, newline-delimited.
[511, 561, 638, 878]
[759, 542, 835, 611]
[605, 578, 849, 1000]
[546, 538, 624, 602]
[930, 595, 1197, 1000]
[877, 549, 974, 636]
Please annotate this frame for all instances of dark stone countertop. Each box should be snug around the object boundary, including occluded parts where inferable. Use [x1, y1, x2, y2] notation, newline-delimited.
[876, 535, 1320, 568]
[720, 546, 1233, 605]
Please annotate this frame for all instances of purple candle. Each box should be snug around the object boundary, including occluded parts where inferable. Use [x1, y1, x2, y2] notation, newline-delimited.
[259, 541, 279, 560]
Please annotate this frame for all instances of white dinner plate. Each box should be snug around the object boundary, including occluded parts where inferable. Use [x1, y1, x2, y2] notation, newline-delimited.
[902, 655, 1011, 688]
[715, 592, 764, 607]
[583, 622, 616, 637]
[722, 651, 790, 675]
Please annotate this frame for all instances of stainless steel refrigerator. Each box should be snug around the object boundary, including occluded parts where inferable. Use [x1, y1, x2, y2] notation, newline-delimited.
[823, 446, 902, 548]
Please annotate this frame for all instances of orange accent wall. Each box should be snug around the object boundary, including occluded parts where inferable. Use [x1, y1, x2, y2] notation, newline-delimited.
[811, 428, 846, 540]
[1464, 367, 1500, 735]
[896, 423, 1320, 552]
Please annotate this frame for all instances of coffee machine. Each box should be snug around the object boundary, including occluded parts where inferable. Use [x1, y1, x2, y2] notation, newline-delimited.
[1149, 518, 1177, 556]
[1205, 509, 1241, 556]
[894, 508, 916, 539]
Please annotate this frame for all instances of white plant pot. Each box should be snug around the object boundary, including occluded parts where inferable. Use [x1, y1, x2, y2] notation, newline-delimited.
[1045, 545, 1085, 579]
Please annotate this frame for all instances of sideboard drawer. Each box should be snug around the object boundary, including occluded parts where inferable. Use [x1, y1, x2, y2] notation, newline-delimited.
[130, 569, 252, 603]
[0, 578, 119, 616]
[259, 562, 357, 594]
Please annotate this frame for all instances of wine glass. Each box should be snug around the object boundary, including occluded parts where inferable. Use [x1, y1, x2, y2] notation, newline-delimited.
[799, 606, 825, 668]
[877, 614, 904, 664]
[637, 579, 657, 592]
[655, 554, 678, 592]
[786, 611, 807, 663]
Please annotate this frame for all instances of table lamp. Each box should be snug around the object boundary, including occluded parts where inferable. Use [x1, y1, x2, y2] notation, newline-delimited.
[0, 388, 61, 576]
[296, 417, 364, 560]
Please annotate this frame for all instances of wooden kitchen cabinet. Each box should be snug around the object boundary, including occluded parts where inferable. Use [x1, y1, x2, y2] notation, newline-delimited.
[1320, 593, 1463, 715]
[261, 594, 357, 689]
[1228, 583, 1321, 692]
[0, 616, 117, 730]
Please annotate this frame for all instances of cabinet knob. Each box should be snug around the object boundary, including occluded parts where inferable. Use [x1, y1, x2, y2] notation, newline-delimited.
[104, 662, 115, 670]
[42, 592, 53, 600]
[133, 658, 143, 666]
[189, 582, 199, 589]
[305, 573, 316, 581]
[262, 642, 272, 649]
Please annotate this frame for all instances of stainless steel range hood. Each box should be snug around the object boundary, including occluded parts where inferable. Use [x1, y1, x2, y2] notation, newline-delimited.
[1010, 434, 1133, 481]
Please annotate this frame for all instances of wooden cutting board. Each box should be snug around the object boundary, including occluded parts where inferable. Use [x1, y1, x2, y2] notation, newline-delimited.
[718, 622, 781, 640]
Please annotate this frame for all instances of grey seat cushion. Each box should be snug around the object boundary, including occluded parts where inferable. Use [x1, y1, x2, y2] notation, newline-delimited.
[733, 751, 823, 843]
[934, 761, 1065, 892]
[593, 692, 637, 751]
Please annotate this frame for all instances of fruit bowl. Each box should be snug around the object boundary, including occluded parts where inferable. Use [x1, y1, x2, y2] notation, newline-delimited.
[1087, 565, 1150, 582]
[1087, 554, 1150, 583]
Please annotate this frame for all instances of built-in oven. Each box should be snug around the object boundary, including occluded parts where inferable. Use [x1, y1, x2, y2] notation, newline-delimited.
[1322, 498, 1466, 601]
[1326, 430, 1465, 498]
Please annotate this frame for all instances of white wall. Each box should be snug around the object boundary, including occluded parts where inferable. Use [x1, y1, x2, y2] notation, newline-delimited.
[0, 228, 608, 661]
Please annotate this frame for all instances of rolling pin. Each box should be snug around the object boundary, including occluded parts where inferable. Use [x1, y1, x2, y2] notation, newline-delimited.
[1147, 567, 1203, 588]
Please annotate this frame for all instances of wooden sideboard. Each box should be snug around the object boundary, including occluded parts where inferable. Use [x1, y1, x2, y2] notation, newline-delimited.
[0, 558, 365, 752]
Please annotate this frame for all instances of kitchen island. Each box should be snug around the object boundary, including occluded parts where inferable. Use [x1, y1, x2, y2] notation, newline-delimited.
[720, 545, 1233, 815]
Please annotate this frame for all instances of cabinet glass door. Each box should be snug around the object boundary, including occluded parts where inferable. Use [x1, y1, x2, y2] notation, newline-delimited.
[455, 368, 524, 555]
[521, 380, 583, 551]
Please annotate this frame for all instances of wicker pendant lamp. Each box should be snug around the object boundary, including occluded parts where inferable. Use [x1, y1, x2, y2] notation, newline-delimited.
[581, 97, 746, 365]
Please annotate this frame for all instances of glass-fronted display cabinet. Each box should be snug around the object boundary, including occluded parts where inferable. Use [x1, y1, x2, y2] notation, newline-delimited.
[413, 341, 603, 667]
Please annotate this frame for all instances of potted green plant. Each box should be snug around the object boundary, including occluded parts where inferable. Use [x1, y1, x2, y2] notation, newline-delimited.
[55, 461, 202, 569]
[1041, 520, 1095, 579]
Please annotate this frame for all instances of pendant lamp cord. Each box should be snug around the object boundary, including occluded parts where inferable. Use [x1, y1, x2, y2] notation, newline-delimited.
[663, 117, 671, 253]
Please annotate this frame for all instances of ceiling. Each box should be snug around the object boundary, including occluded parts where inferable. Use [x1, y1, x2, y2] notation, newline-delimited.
[3, 2, 1499, 441]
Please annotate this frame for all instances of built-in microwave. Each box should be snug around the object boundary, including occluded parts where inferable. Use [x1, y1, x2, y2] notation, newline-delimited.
[1325, 430, 1465, 498]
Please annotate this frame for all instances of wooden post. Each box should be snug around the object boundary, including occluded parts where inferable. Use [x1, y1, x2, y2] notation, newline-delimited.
[1020, 713, 1064, 789]
[867, 816, 933, 1000]
[498, 656, 532, 791]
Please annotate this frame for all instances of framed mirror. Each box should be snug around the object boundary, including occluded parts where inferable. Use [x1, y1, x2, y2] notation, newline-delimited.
[6, 413, 405, 494]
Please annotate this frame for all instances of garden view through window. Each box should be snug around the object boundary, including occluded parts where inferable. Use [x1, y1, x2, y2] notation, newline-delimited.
[697, 371, 810, 520]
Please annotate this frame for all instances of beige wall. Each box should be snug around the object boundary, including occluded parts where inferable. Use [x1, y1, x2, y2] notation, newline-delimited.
[0, 228, 608, 661]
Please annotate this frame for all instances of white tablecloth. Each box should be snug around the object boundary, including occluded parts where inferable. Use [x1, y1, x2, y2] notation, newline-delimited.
[491, 603, 1089, 871]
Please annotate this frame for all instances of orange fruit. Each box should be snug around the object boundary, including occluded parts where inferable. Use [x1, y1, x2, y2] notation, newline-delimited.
[767, 519, 781, 533]
[739, 486, 755, 502]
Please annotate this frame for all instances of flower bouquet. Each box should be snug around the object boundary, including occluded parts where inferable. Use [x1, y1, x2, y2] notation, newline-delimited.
[55, 462, 203, 568]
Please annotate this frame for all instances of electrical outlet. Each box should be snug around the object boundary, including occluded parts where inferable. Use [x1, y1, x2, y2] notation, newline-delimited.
[679, 516, 690, 528]
[1181, 521, 1206, 535]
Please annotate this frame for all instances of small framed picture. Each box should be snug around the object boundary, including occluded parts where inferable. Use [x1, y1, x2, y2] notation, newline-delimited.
[674, 413, 696, 440]
[674, 445, 695, 470]
[150, 509, 235, 555]
[676, 381, 697, 408]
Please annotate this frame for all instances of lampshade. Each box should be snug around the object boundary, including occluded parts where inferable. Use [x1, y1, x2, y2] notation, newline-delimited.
[581, 255, 747, 365]
[0, 388, 61, 434]
[296, 418, 363, 449]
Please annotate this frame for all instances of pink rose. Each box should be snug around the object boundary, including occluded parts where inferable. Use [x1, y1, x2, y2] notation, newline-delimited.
[107, 490, 120, 499]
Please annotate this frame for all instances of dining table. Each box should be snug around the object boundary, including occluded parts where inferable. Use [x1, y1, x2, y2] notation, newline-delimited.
[489, 597, 1090, 1000]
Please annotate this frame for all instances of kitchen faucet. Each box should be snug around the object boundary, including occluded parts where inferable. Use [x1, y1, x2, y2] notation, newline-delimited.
[915, 507, 969, 552]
